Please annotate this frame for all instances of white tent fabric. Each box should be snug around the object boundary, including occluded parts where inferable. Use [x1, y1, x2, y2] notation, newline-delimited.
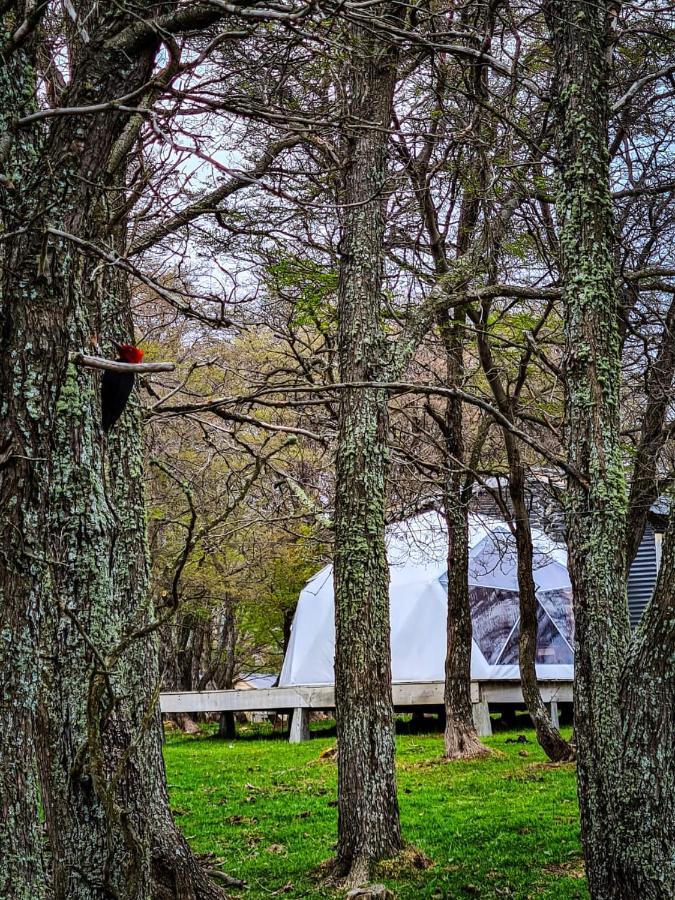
[278, 511, 575, 687]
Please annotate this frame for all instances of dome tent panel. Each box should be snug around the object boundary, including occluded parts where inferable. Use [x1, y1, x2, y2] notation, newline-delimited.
[465, 529, 575, 670]
[278, 512, 575, 688]
[468, 531, 520, 591]
[534, 604, 574, 664]
[279, 566, 335, 686]
[389, 579, 448, 682]
[467, 529, 571, 592]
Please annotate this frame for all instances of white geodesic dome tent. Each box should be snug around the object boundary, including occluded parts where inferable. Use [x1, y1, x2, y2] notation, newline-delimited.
[278, 511, 575, 687]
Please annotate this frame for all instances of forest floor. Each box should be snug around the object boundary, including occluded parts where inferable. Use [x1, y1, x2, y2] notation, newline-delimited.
[163, 718, 586, 900]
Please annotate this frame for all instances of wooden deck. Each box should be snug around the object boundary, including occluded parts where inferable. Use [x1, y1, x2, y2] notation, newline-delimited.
[160, 681, 573, 742]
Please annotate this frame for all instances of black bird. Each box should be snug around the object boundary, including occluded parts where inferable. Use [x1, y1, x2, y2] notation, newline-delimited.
[101, 342, 144, 432]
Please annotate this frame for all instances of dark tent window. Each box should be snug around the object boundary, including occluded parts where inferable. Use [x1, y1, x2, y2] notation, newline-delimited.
[492, 602, 574, 666]
[469, 587, 520, 664]
[537, 589, 575, 646]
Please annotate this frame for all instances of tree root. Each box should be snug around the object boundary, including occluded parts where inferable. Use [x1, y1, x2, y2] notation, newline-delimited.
[175, 714, 201, 736]
[323, 844, 432, 896]
[151, 834, 232, 900]
[319, 854, 371, 891]
[444, 725, 491, 761]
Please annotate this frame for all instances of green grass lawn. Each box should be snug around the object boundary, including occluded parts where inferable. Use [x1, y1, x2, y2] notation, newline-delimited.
[164, 719, 587, 899]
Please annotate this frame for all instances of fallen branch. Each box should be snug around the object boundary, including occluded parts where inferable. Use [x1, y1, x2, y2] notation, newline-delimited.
[71, 353, 175, 374]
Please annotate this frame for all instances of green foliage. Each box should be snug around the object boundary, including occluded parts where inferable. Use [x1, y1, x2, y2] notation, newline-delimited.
[164, 724, 586, 899]
[501, 233, 537, 263]
[237, 525, 324, 669]
[268, 256, 338, 329]
[143, 317, 331, 687]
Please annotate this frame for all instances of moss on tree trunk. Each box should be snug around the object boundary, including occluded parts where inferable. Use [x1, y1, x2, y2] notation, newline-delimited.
[333, 3, 403, 882]
[1, 9, 230, 898]
[0, 19, 52, 897]
[549, 0, 674, 895]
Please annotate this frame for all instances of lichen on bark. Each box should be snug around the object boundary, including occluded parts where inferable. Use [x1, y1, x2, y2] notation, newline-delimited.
[332, 3, 403, 881]
[548, 1, 674, 895]
[1, 8, 230, 898]
[0, 17, 49, 897]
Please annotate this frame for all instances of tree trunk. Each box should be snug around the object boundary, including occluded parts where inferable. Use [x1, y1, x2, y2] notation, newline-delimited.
[0, 17, 60, 897]
[37, 266, 230, 899]
[333, 4, 402, 882]
[0, 10, 229, 897]
[218, 712, 237, 740]
[616, 512, 675, 895]
[38, 350, 156, 900]
[174, 612, 201, 733]
[548, 1, 660, 895]
[443, 476, 487, 758]
[441, 316, 487, 760]
[436, 1, 493, 760]
[623, 294, 675, 569]
[217, 606, 237, 739]
[475, 295, 572, 761]
[506, 447, 574, 762]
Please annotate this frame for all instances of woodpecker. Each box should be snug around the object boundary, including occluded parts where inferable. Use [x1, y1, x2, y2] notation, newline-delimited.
[101, 341, 144, 432]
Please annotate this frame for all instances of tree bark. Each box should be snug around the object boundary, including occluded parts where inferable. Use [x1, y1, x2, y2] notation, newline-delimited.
[441, 314, 487, 759]
[552, 0, 629, 888]
[217, 605, 237, 739]
[0, 14, 60, 896]
[333, 3, 402, 882]
[548, 1, 673, 895]
[432, 0, 493, 760]
[173, 612, 202, 733]
[623, 293, 675, 568]
[616, 512, 675, 895]
[1, 8, 229, 898]
[506, 447, 574, 762]
[21, 22, 166, 896]
[37, 265, 230, 899]
[442, 461, 487, 759]
[439, 179, 485, 760]
[473, 256, 572, 760]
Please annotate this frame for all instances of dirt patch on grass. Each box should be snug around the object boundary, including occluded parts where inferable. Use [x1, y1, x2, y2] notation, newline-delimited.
[542, 857, 585, 879]
[403, 748, 504, 770]
[315, 845, 432, 892]
[506, 760, 576, 783]
[374, 844, 434, 879]
[225, 814, 258, 825]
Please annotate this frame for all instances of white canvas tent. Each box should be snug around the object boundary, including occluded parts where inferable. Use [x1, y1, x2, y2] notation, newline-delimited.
[279, 511, 575, 687]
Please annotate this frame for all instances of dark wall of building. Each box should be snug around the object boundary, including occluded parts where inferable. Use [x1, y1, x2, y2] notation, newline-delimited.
[627, 524, 659, 627]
